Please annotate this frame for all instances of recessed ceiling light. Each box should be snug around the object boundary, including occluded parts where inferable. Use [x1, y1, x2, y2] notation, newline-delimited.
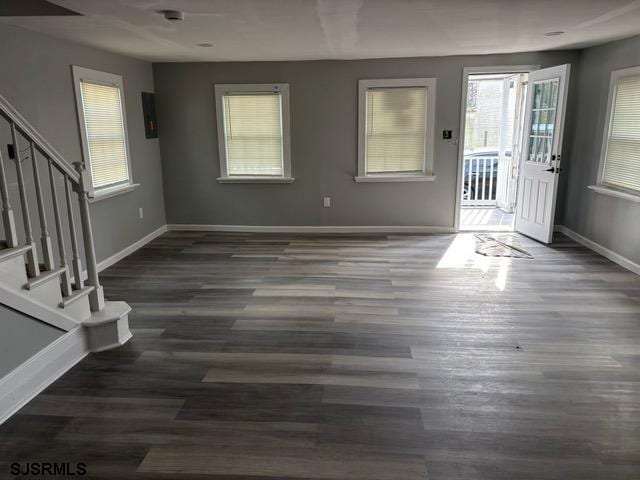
[159, 10, 184, 21]
[544, 31, 565, 37]
[197, 43, 214, 47]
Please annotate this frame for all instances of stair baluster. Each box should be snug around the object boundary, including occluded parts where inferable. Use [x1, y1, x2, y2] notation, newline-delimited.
[64, 177, 83, 290]
[10, 123, 39, 277]
[30, 142, 55, 271]
[0, 92, 132, 358]
[0, 147, 18, 248]
[48, 159, 72, 297]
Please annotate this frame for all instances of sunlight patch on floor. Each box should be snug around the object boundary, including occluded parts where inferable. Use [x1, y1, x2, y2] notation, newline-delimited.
[436, 233, 512, 291]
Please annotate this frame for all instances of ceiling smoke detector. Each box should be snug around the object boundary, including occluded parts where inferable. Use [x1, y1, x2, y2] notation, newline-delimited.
[160, 10, 184, 21]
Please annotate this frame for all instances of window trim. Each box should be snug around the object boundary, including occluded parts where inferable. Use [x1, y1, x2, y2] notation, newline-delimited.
[592, 65, 640, 201]
[71, 65, 133, 198]
[214, 83, 292, 184]
[357, 77, 436, 182]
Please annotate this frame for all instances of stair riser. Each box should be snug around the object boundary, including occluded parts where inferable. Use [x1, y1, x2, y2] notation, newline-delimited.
[0, 256, 28, 290]
[27, 277, 63, 310]
[61, 295, 91, 322]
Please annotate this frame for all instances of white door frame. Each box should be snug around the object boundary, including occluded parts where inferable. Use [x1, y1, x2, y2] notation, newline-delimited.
[454, 65, 540, 232]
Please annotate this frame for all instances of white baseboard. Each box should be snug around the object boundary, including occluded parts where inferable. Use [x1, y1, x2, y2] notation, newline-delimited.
[0, 327, 89, 425]
[97, 225, 168, 273]
[166, 224, 455, 234]
[556, 225, 640, 275]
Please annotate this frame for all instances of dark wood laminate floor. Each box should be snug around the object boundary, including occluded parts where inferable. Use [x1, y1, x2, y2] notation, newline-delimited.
[1, 231, 640, 479]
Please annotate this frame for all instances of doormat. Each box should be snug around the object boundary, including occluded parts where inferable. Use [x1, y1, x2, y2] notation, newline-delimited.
[474, 234, 533, 259]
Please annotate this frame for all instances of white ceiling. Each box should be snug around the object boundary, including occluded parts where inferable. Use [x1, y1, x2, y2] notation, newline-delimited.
[2, 0, 640, 62]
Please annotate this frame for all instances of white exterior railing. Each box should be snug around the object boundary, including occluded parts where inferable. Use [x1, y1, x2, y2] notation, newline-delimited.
[461, 155, 498, 206]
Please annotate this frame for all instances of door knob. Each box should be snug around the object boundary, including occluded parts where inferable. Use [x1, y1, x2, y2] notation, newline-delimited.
[545, 167, 555, 173]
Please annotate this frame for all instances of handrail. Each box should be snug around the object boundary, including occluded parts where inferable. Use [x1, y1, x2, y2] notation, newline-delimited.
[0, 91, 103, 313]
[0, 93, 80, 183]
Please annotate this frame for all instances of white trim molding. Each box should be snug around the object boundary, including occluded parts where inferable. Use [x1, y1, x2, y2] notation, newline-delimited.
[96, 225, 167, 273]
[454, 65, 540, 231]
[167, 224, 454, 234]
[214, 83, 292, 183]
[217, 176, 294, 184]
[0, 327, 90, 425]
[355, 175, 436, 183]
[556, 225, 640, 276]
[588, 184, 640, 203]
[357, 77, 436, 182]
[594, 65, 640, 195]
[89, 183, 140, 203]
[71, 65, 134, 197]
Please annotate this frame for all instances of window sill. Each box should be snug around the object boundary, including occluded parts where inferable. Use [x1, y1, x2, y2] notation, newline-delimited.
[588, 184, 640, 203]
[217, 176, 295, 184]
[89, 183, 140, 203]
[354, 175, 436, 183]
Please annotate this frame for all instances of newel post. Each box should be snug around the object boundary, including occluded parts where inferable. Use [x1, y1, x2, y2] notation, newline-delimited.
[73, 162, 104, 312]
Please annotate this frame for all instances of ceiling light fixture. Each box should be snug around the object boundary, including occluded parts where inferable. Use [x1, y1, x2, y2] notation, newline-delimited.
[544, 31, 565, 36]
[160, 10, 184, 21]
[197, 43, 214, 47]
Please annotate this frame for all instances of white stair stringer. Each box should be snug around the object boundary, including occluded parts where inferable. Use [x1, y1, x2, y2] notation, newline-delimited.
[0, 246, 132, 348]
[0, 252, 92, 323]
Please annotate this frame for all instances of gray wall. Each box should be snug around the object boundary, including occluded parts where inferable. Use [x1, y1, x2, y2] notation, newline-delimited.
[0, 23, 166, 262]
[0, 305, 64, 377]
[154, 50, 579, 227]
[561, 35, 640, 265]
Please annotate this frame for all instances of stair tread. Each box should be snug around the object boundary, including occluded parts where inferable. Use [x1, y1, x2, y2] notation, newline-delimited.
[0, 244, 32, 263]
[84, 301, 131, 327]
[25, 266, 66, 290]
[59, 285, 95, 308]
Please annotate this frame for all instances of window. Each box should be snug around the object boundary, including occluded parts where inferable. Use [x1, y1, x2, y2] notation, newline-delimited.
[72, 66, 133, 198]
[592, 65, 640, 201]
[356, 78, 436, 182]
[214, 83, 292, 183]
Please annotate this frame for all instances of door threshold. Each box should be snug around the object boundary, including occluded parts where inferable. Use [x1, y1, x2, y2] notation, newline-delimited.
[459, 226, 515, 232]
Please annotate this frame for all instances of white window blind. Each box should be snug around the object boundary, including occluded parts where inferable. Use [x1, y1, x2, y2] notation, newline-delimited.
[603, 74, 640, 192]
[365, 87, 426, 174]
[79, 81, 130, 189]
[223, 93, 283, 176]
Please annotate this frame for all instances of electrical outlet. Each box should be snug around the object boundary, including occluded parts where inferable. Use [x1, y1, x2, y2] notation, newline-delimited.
[139, 207, 144, 219]
[323, 197, 331, 208]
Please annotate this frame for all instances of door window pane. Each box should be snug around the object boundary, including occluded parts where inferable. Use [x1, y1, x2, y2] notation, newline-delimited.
[527, 78, 559, 164]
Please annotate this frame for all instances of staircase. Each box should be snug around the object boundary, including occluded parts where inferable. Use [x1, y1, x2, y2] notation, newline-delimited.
[0, 93, 131, 416]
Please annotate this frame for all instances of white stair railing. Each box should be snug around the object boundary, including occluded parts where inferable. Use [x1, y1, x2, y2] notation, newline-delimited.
[0, 93, 104, 312]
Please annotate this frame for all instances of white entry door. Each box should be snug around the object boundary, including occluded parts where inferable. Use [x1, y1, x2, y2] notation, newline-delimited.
[515, 64, 570, 243]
